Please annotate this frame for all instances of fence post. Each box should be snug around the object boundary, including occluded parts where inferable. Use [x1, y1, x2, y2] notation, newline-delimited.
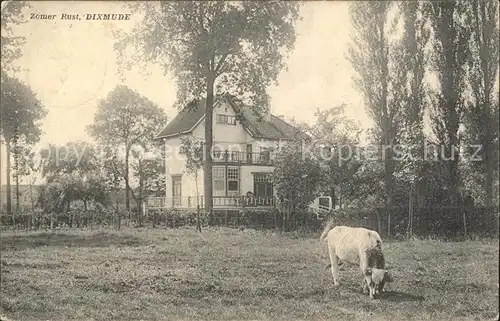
[407, 183, 414, 238]
[387, 206, 391, 238]
[142, 201, 147, 227]
[462, 210, 467, 238]
[196, 205, 202, 232]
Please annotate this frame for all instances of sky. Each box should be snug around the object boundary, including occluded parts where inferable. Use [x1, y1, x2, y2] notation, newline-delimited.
[1, 1, 369, 184]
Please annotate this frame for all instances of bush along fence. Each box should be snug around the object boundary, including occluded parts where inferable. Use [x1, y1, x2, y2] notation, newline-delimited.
[1, 206, 498, 239]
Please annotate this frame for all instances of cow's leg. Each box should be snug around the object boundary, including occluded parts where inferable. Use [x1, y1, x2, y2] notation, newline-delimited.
[327, 241, 340, 286]
[359, 256, 375, 299]
[362, 279, 369, 293]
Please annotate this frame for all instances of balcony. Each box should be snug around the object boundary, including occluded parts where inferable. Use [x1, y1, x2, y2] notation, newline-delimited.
[211, 151, 274, 166]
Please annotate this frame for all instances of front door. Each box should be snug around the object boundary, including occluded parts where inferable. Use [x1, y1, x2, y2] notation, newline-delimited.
[172, 175, 182, 207]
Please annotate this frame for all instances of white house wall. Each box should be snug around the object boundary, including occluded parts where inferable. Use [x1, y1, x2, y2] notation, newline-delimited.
[164, 136, 182, 207]
[183, 166, 274, 199]
[182, 171, 202, 206]
[213, 100, 248, 146]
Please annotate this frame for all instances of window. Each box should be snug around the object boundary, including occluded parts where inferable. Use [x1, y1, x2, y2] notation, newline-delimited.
[172, 175, 182, 207]
[227, 167, 239, 192]
[260, 146, 274, 162]
[216, 114, 236, 125]
[212, 146, 223, 160]
[253, 173, 273, 198]
[213, 167, 225, 191]
[212, 167, 239, 194]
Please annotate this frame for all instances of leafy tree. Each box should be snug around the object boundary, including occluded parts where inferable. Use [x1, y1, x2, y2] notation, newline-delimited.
[424, 0, 471, 206]
[114, 1, 301, 211]
[309, 104, 362, 208]
[129, 144, 165, 225]
[11, 136, 34, 211]
[38, 171, 108, 214]
[272, 129, 323, 231]
[140, 150, 166, 198]
[38, 142, 109, 213]
[179, 134, 204, 232]
[391, 1, 431, 236]
[1, 1, 29, 71]
[87, 85, 168, 211]
[345, 159, 385, 209]
[40, 141, 98, 179]
[1, 1, 36, 212]
[348, 2, 401, 235]
[463, 0, 499, 208]
[79, 172, 109, 212]
[1, 72, 46, 214]
[97, 144, 125, 210]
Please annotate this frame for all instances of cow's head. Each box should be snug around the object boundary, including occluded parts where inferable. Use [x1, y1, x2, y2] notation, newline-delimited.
[366, 268, 393, 298]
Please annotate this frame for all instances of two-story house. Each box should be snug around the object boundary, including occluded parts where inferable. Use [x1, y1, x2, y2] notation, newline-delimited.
[151, 93, 305, 210]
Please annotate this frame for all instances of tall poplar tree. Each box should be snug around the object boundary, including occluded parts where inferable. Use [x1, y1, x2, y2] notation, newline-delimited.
[348, 2, 401, 235]
[424, 0, 470, 205]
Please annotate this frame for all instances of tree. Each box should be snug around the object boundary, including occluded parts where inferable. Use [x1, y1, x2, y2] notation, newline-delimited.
[424, 0, 471, 206]
[272, 126, 323, 231]
[179, 135, 204, 232]
[87, 85, 168, 211]
[38, 142, 109, 214]
[1, 72, 46, 214]
[1, 1, 29, 72]
[40, 141, 98, 179]
[138, 147, 166, 198]
[11, 137, 35, 211]
[98, 144, 125, 211]
[463, 0, 499, 208]
[114, 1, 301, 212]
[1, 1, 33, 213]
[348, 2, 401, 236]
[392, 1, 431, 236]
[129, 143, 165, 225]
[309, 105, 362, 208]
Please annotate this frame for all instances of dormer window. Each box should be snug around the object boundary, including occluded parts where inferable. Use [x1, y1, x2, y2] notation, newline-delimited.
[216, 114, 236, 125]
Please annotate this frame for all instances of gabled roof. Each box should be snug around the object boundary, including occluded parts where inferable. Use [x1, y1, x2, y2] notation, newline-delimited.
[155, 94, 305, 141]
[155, 99, 208, 139]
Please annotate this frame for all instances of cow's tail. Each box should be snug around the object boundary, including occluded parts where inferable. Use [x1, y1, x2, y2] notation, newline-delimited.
[319, 218, 336, 242]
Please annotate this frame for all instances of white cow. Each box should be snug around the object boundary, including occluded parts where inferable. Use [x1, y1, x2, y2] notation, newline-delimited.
[320, 222, 392, 299]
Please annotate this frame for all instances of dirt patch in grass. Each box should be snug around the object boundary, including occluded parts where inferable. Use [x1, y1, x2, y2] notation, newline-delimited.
[0, 228, 498, 321]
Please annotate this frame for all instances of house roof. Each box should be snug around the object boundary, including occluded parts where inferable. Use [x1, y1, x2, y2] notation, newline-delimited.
[155, 94, 305, 141]
[155, 99, 208, 139]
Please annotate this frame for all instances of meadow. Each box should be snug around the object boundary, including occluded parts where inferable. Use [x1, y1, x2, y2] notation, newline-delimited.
[0, 227, 498, 321]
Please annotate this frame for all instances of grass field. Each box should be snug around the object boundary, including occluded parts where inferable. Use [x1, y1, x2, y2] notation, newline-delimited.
[0, 227, 498, 321]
